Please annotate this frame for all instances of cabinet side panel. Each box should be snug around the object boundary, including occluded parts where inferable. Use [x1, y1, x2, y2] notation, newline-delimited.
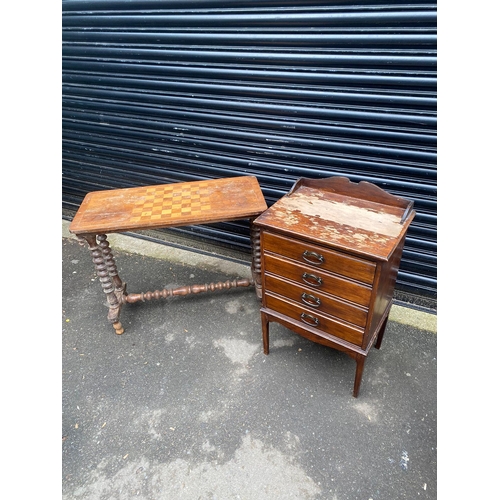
[366, 236, 407, 346]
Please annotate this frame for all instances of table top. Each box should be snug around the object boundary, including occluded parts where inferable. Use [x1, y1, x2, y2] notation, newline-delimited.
[254, 176, 415, 261]
[69, 176, 268, 235]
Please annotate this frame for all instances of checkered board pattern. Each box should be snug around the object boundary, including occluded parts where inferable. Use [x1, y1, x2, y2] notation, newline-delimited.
[130, 184, 212, 224]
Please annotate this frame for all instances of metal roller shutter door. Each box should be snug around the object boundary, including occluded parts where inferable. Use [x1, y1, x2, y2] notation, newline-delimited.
[62, 0, 437, 305]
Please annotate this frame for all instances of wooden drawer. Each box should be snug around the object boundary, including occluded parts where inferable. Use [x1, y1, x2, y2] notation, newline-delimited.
[264, 292, 364, 346]
[262, 231, 376, 285]
[264, 274, 368, 328]
[263, 253, 372, 307]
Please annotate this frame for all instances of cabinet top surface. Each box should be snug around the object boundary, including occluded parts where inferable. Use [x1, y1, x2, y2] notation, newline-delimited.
[69, 176, 268, 235]
[254, 181, 415, 260]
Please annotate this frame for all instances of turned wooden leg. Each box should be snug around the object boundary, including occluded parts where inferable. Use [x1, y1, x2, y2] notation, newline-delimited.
[261, 312, 270, 355]
[79, 234, 124, 335]
[375, 316, 389, 350]
[112, 321, 124, 335]
[353, 354, 366, 398]
[96, 234, 125, 296]
[250, 220, 262, 300]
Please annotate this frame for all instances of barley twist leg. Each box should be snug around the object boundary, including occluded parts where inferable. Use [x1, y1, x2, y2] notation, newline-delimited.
[250, 220, 262, 300]
[80, 234, 124, 334]
[96, 234, 126, 300]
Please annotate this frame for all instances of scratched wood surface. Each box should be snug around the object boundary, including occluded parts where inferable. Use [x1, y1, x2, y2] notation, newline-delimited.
[69, 176, 267, 235]
[254, 177, 415, 261]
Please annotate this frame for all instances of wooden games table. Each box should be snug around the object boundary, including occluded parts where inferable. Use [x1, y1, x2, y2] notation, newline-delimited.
[69, 176, 267, 334]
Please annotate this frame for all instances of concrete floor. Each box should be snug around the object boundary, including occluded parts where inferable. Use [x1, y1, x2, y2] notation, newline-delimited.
[62, 222, 437, 499]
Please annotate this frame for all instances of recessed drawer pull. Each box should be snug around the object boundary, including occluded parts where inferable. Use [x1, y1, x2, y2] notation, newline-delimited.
[301, 292, 321, 308]
[302, 250, 324, 266]
[302, 272, 323, 287]
[300, 312, 319, 327]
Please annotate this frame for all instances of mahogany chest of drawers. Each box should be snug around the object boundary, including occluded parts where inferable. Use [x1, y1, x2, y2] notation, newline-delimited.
[253, 176, 415, 397]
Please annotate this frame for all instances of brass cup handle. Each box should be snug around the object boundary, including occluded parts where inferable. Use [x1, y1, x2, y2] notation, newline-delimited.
[300, 312, 319, 327]
[301, 292, 321, 308]
[302, 272, 323, 287]
[302, 250, 324, 266]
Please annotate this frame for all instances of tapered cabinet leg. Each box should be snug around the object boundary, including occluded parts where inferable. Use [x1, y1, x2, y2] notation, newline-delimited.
[353, 355, 366, 398]
[375, 316, 389, 350]
[261, 312, 270, 355]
